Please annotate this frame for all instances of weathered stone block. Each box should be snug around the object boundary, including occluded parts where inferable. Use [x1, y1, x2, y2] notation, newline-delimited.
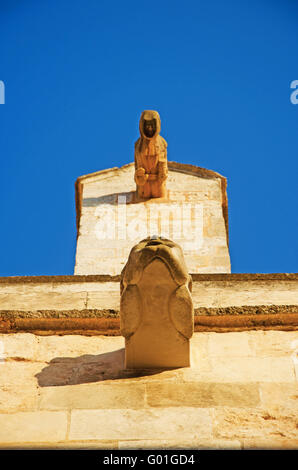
[146, 382, 260, 407]
[213, 408, 298, 440]
[259, 383, 298, 416]
[208, 332, 252, 357]
[0, 333, 38, 360]
[250, 330, 298, 357]
[190, 333, 209, 364]
[69, 408, 212, 441]
[0, 411, 67, 443]
[39, 383, 146, 410]
[0, 292, 87, 310]
[35, 334, 124, 362]
[182, 356, 296, 382]
[86, 290, 120, 310]
[209, 357, 295, 382]
[0, 362, 41, 413]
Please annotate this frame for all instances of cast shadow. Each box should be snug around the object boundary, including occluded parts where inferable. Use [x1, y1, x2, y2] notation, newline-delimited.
[83, 191, 135, 207]
[35, 348, 172, 387]
[82, 190, 170, 208]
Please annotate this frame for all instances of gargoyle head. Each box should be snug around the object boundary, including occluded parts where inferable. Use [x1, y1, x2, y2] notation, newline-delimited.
[120, 236, 192, 294]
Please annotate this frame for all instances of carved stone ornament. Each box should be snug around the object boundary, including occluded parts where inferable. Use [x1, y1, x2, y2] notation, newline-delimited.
[120, 236, 194, 369]
[134, 110, 168, 198]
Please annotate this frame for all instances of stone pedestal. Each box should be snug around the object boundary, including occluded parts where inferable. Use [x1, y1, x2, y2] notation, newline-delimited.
[124, 260, 190, 368]
[74, 162, 231, 275]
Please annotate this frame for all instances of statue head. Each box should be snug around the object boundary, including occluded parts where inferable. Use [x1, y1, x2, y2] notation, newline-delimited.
[143, 119, 156, 138]
[139, 110, 161, 139]
[120, 236, 192, 294]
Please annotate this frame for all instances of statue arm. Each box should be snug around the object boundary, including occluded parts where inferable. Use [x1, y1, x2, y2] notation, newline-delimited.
[134, 141, 148, 186]
[158, 139, 168, 182]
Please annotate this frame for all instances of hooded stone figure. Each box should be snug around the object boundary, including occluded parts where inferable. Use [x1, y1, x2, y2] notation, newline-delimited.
[134, 110, 168, 198]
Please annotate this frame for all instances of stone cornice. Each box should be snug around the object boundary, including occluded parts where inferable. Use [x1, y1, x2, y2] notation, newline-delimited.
[0, 273, 297, 284]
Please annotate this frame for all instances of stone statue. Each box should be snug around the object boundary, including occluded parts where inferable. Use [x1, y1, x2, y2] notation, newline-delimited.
[134, 110, 168, 198]
[120, 236, 194, 369]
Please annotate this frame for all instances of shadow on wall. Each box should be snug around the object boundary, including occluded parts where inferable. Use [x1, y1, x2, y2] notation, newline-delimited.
[82, 190, 173, 208]
[82, 191, 135, 207]
[35, 348, 173, 387]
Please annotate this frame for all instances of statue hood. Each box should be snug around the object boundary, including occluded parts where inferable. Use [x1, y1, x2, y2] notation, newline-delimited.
[139, 110, 161, 140]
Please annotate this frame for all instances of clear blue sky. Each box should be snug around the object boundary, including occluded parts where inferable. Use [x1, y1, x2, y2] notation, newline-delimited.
[0, 0, 297, 275]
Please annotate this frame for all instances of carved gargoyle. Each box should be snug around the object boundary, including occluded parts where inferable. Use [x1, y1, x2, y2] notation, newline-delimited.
[120, 236, 194, 369]
[134, 110, 168, 198]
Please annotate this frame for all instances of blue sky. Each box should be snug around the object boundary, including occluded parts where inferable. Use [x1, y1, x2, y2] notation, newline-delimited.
[0, 0, 297, 275]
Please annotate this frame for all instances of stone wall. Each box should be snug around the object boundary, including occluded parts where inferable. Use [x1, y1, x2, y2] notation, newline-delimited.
[74, 163, 231, 275]
[0, 331, 297, 449]
[1, 274, 297, 312]
[0, 274, 297, 448]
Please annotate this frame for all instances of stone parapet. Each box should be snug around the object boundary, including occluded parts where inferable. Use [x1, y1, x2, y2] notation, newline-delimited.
[0, 273, 297, 334]
[74, 162, 231, 274]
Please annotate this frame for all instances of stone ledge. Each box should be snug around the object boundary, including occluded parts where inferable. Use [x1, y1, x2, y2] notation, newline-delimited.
[0, 441, 119, 449]
[0, 274, 121, 284]
[0, 273, 297, 284]
[1, 438, 297, 450]
[117, 438, 242, 450]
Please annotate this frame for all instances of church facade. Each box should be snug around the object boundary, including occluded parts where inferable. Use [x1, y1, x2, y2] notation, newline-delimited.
[0, 119, 297, 448]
